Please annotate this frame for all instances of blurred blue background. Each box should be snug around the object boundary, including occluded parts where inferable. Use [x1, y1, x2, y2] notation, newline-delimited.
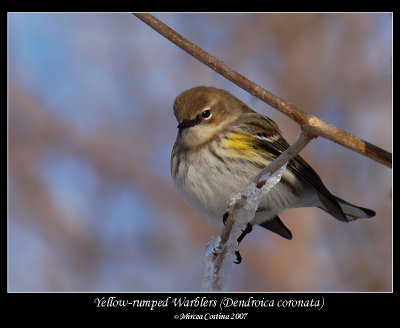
[8, 13, 392, 292]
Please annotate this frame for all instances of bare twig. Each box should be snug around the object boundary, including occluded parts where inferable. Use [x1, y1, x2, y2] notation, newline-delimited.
[251, 132, 314, 187]
[133, 13, 391, 168]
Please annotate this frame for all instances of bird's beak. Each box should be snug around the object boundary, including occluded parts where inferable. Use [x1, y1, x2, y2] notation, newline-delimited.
[177, 117, 200, 131]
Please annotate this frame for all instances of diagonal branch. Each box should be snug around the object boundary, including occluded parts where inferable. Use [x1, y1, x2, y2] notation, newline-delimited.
[133, 13, 392, 168]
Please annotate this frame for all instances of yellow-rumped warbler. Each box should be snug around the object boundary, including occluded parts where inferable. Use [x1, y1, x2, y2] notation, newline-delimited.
[171, 86, 375, 243]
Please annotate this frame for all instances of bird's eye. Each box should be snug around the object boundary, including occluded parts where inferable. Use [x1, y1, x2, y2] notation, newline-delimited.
[201, 109, 211, 119]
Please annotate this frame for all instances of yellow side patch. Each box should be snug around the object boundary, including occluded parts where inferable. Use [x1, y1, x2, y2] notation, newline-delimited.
[223, 132, 266, 165]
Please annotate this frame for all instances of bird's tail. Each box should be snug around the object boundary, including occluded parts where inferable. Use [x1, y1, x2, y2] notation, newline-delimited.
[318, 194, 376, 222]
[333, 196, 376, 221]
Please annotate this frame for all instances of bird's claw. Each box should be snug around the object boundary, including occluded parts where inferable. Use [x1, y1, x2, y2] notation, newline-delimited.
[222, 212, 229, 226]
[234, 251, 242, 264]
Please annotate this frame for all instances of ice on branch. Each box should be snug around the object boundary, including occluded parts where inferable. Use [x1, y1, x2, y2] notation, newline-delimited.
[227, 163, 287, 225]
[201, 235, 234, 292]
[201, 164, 287, 292]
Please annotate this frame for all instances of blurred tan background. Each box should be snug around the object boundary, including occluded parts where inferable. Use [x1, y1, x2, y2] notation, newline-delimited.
[9, 13, 392, 291]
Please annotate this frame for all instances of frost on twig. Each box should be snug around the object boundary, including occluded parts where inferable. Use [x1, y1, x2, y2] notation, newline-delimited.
[201, 132, 312, 292]
[201, 164, 287, 292]
[227, 164, 288, 226]
[201, 235, 231, 292]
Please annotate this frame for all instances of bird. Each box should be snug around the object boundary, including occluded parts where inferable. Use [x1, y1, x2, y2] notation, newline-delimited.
[170, 86, 375, 258]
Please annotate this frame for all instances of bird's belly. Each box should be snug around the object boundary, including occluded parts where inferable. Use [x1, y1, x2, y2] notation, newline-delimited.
[173, 151, 311, 225]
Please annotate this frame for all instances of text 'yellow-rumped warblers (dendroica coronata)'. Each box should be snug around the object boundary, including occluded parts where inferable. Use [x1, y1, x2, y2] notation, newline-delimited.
[171, 86, 375, 241]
